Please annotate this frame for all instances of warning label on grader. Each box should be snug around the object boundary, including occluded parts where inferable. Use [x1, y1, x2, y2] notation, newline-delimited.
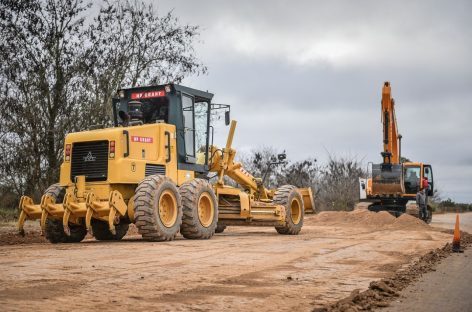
[131, 136, 153, 143]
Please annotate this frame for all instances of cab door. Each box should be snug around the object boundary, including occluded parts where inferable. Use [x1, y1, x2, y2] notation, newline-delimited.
[359, 178, 367, 199]
[423, 165, 434, 196]
[403, 165, 421, 195]
[181, 93, 196, 163]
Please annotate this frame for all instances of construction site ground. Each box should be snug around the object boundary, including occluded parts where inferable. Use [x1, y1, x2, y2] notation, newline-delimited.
[0, 211, 469, 312]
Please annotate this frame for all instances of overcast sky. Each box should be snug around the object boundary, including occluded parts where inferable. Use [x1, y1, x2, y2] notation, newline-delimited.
[154, 0, 471, 202]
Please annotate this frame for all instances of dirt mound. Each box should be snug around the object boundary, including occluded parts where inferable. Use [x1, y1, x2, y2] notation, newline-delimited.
[305, 209, 431, 231]
[126, 224, 140, 236]
[387, 213, 430, 231]
[314, 230, 472, 312]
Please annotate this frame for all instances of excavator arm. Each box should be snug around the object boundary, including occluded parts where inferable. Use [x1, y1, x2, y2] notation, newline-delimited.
[381, 82, 401, 165]
[371, 82, 405, 195]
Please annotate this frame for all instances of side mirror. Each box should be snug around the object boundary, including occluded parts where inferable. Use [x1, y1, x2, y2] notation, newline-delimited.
[225, 110, 230, 126]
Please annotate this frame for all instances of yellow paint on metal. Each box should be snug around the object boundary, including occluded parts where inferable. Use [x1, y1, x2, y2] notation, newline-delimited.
[197, 192, 214, 227]
[158, 189, 178, 228]
[75, 175, 85, 198]
[298, 187, 315, 214]
[177, 170, 194, 185]
[127, 195, 135, 223]
[290, 197, 302, 225]
[59, 123, 178, 186]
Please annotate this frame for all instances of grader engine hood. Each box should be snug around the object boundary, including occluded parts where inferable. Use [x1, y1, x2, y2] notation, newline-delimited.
[59, 123, 176, 186]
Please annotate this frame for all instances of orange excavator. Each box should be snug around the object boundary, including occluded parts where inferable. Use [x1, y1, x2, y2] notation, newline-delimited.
[359, 82, 434, 222]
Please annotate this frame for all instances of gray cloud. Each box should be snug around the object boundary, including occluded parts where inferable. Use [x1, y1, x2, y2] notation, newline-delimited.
[155, 0, 472, 202]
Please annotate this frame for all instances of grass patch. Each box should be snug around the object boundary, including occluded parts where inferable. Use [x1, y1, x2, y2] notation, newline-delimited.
[0, 207, 18, 222]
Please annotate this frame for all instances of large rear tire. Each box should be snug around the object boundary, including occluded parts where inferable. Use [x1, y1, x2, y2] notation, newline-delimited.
[274, 185, 304, 235]
[91, 220, 129, 241]
[180, 179, 218, 239]
[134, 175, 182, 241]
[43, 184, 87, 244]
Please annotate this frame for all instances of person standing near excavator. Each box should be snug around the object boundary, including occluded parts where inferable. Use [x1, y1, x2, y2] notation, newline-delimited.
[416, 184, 427, 222]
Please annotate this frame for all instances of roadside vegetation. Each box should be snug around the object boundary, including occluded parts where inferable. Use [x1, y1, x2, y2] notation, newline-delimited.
[0, 207, 17, 223]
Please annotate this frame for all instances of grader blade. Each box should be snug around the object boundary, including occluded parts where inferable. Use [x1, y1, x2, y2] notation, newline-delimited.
[298, 188, 316, 214]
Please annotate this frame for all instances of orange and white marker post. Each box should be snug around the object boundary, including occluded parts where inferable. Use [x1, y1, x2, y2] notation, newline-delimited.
[452, 213, 461, 252]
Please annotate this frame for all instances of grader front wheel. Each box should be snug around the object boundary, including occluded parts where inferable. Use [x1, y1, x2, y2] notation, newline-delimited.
[180, 179, 218, 239]
[134, 175, 182, 241]
[45, 219, 87, 243]
[91, 220, 129, 241]
[274, 185, 304, 235]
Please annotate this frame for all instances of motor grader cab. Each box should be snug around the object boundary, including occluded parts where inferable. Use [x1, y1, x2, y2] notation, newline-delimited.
[359, 82, 434, 222]
[18, 84, 315, 243]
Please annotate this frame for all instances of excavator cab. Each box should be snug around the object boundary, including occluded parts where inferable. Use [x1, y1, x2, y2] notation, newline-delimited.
[402, 163, 434, 196]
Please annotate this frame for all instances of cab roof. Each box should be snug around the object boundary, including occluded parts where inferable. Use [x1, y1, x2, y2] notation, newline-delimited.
[118, 83, 214, 103]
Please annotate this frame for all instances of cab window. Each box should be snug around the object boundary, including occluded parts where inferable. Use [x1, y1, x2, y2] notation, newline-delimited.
[182, 95, 195, 159]
[404, 166, 420, 194]
[194, 102, 209, 165]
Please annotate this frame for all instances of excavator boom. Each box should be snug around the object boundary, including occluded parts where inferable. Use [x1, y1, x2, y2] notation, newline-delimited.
[381, 82, 400, 165]
[371, 82, 404, 195]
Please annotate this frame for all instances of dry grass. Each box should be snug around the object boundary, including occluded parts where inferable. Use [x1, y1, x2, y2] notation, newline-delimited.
[0, 207, 17, 223]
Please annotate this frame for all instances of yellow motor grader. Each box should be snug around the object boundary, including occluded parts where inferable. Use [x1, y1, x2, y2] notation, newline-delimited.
[18, 84, 315, 243]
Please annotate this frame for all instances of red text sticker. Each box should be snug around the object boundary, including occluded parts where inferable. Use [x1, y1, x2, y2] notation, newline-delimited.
[131, 136, 153, 143]
[130, 90, 166, 100]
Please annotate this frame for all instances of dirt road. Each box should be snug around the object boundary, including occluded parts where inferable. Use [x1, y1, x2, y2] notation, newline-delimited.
[0, 211, 452, 311]
[381, 247, 472, 312]
[431, 212, 472, 233]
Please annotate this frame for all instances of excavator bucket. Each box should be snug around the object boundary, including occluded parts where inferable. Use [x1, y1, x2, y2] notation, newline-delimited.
[298, 188, 316, 214]
[371, 163, 404, 195]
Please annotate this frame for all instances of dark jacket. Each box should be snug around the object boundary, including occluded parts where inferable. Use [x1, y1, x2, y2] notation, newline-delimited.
[416, 190, 426, 206]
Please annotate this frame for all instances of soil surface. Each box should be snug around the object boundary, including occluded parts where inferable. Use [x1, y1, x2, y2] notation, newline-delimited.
[0, 210, 456, 311]
[381, 247, 472, 312]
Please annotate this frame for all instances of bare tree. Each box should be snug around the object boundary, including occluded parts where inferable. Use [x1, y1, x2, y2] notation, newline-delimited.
[82, 0, 207, 126]
[239, 147, 365, 211]
[0, 0, 92, 198]
[0, 0, 206, 205]
[238, 147, 285, 189]
[317, 155, 366, 211]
